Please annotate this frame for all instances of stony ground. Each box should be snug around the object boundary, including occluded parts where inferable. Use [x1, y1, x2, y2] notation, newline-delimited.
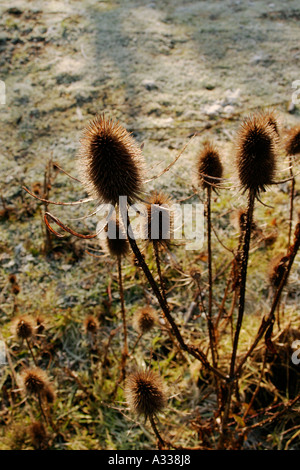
[0, 0, 299, 450]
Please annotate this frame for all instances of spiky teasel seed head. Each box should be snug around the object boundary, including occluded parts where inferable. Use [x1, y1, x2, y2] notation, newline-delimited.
[132, 306, 158, 334]
[284, 126, 300, 156]
[236, 114, 277, 195]
[125, 369, 166, 419]
[196, 141, 223, 189]
[102, 215, 130, 258]
[21, 367, 49, 396]
[11, 315, 35, 340]
[268, 253, 290, 288]
[78, 115, 145, 205]
[28, 421, 47, 448]
[83, 314, 99, 334]
[144, 191, 173, 250]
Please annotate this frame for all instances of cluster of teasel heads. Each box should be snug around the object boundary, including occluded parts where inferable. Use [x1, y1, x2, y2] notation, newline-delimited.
[22, 111, 300, 448]
[9, 314, 56, 447]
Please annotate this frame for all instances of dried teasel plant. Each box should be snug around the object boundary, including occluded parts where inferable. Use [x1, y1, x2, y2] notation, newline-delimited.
[196, 141, 223, 402]
[20, 367, 57, 432]
[20, 110, 300, 450]
[125, 369, 167, 448]
[11, 315, 37, 365]
[219, 113, 279, 447]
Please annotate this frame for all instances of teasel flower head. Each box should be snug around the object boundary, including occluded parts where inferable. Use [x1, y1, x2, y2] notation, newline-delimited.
[144, 191, 173, 250]
[268, 253, 290, 289]
[125, 369, 166, 419]
[83, 314, 99, 335]
[78, 115, 145, 206]
[284, 125, 300, 156]
[196, 141, 223, 189]
[12, 315, 35, 340]
[102, 215, 130, 258]
[21, 367, 49, 396]
[236, 114, 277, 195]
[132, 306, 158, 334]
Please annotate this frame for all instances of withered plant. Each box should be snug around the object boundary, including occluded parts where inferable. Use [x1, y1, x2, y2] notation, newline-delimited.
[21, 112, 300, 450]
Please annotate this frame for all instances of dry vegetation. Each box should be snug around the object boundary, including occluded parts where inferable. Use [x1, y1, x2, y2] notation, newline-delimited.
[0, 0, 300, 451]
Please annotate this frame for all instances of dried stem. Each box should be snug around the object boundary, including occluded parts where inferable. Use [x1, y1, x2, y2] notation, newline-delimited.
[25, 337, 37, 367]
[205, 185, 220, 401]
[123, 209, 227, 381]
[288, 155, 295, 247]
[149, 414, 167, 449]
[218, 188, 256, 447]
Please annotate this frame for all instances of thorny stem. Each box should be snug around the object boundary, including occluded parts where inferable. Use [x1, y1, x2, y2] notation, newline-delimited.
[153, 241, 186, 361]
[26, 337, 37, 367]
[37, 392, 48, 426]
[123, 210, 227, 381]
[112, 257, 128, 395]
[118, 255, 128, 362]
[153, 241, 167, 304]
[235, 222, 300, 377]
[218, 189, 256, 447]
[205, 186, 219, 400]
[149, 414, 167, 449]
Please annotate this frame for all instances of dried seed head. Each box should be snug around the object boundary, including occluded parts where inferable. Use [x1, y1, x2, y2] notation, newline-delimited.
[78, 115, 145, 205]
[144, 191, 173, 250]
[44, 384, 56, 404]
[28, 421, 47, 448]
[21, 367, 49, 396]
[132, 307, 158, 334]
[196, 141, 223, 189]
[284, 126, 300, 156]
[268, 253, 290, 288]
[236, 114, 277, 194]
[12, 315, 35, 340]
[125, 369, 166, 419]
[8, 273, 17, 284]
[83, 314, 99, 334]
[102, 215, 130, 258]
